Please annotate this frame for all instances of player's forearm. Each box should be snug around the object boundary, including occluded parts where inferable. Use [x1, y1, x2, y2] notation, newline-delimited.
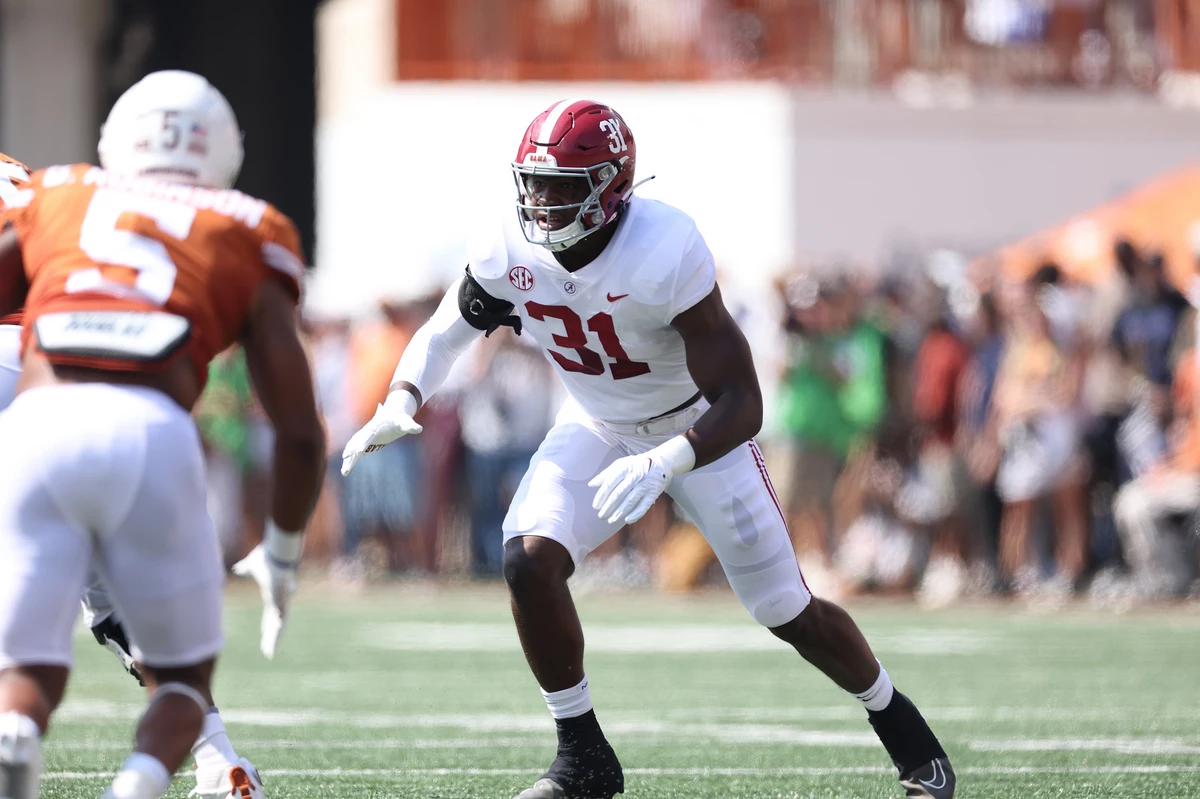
[385, 280, 481, 409]
[673, 291, 764, 469]
[269, 422, 326, 533]
[685, 383, 763, 468]
[385, 323, 463, 409]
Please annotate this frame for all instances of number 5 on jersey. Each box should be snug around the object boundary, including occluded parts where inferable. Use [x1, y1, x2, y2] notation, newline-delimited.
[70, 187, 196, 304]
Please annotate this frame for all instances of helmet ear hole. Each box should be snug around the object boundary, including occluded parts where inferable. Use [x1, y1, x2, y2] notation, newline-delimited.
[613, 179, 628, 194]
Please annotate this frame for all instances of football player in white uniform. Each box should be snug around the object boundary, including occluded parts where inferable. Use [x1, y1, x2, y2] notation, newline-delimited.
[342, 99, 955, 799]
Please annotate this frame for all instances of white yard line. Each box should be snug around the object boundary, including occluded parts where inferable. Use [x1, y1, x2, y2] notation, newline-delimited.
[48, 733, 1200, 754]
[665, 705, 1200, 722]
[970, 737, 1200, 755]
[42, 765, 1200, 780]
[362, 622, 998, 655]
[51, 702, 1200, 754]
[47, 737, 548, 751]
[48, 730, 882, 751]
[60, 699, 1200, 728]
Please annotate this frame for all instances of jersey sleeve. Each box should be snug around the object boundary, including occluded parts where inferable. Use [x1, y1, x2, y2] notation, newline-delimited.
[257, 206, 305, 302]
[660, 226, 717, 323]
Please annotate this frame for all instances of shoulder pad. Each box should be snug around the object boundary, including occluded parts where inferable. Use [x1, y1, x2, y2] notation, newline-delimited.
[466, 216, 512, 281]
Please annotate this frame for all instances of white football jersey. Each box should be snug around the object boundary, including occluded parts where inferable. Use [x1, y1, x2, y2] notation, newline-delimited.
[467, 196, 716, 424]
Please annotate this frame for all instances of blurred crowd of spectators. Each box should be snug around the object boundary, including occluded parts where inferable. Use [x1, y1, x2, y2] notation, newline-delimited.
[201, 235, 1200, 607]
[766, 238, 1200, 607]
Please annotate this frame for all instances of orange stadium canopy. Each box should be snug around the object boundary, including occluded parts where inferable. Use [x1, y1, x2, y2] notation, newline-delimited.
[980, 165, 1200, 290]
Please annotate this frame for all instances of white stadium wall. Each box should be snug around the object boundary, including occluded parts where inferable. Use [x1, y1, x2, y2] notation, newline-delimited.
[786, 92, 1200, 267]
[312, 83, 1200, 319]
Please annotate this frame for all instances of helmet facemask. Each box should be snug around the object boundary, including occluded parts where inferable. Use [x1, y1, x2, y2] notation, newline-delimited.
[511, 158, 623, 252]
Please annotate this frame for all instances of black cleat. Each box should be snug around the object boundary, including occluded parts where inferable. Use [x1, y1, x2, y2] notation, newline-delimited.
[90, 615, 143, 686]
[514, 744, 624, 799]
[515, 711, 624, 799]
[900, 757, 955, 798]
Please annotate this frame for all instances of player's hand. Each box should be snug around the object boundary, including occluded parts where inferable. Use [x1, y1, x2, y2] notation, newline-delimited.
[589, 454, 672, 526]
[589, 436, 697, 526]
[341, 395, 423, 476]
[231, 542, 298, 660]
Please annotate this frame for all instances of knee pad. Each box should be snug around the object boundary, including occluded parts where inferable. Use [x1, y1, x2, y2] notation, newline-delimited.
[723, 546, 812, 628]
[152, 682, 209, 715]
[0, 711, 42, 799]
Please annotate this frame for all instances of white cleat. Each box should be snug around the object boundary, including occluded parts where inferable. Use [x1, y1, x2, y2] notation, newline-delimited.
[0, 712, 40, 799]
[188, 759, 265, 799]
[514, 778, 567, 799]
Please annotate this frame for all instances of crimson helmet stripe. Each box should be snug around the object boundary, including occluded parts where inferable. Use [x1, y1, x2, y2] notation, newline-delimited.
[533, 98, 590, 153]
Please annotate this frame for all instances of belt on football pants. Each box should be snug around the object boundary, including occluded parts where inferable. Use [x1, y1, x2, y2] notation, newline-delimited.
[597, 390, 704, 437]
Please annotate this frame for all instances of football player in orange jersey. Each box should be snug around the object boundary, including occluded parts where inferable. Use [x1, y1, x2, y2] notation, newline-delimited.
[0, 149, 272, 799]
[0, 71, 325, 799]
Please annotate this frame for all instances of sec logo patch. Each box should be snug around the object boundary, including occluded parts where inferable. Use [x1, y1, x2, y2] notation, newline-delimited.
[509, 266, 535, 291]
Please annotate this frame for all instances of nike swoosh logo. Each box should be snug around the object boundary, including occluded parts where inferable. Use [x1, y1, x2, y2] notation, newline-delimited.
[607, 293, 629, 302]
[920, 760, 947, 791]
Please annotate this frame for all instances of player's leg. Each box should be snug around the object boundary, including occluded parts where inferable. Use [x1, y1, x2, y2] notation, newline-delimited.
[81, 566, 246, 798]
[502, 420, 627, 799]
[0, 666, 62, 799]
[0, 393, 97, 799]
[670, 440, 954, 798]
[92, 387, 258, 799]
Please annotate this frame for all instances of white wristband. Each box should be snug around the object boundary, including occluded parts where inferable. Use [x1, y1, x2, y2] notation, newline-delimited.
[652, 434, 697, 478]
[264, 520, 303, 566]
[383, 389, 420, 418]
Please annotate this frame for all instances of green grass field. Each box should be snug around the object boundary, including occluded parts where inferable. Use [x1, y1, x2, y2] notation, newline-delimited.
[40, 581, 1200, 798]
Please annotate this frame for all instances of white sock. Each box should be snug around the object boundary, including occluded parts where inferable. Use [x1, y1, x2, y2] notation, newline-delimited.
[852, 663, 895, 712]
[107, 752, 171, 799]
[0, 711, 42, 799]
[192, 707, 238, 775]
[541, 675, 593, 720]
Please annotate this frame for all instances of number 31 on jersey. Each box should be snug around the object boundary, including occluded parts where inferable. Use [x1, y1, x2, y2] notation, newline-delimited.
[526, 302, 649, 380]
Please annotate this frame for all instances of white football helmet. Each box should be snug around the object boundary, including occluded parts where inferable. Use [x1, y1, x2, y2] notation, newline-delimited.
[98, 70, 243, 189]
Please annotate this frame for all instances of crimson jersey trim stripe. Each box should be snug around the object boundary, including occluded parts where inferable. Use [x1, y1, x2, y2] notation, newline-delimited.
[747, 439, 810, 593]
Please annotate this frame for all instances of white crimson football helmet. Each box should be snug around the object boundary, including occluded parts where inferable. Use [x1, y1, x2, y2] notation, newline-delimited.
[512, 99, 637, 252]
[98, 70, 243, 189]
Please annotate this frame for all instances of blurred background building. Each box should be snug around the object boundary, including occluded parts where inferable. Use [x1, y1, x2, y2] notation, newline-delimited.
[4, 0, 1200, 605]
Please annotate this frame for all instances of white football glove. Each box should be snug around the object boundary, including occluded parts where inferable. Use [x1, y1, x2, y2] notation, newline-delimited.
[588, 435, 697, 526]
[341, 391, 423, 476]
[231, 524, 302, 660]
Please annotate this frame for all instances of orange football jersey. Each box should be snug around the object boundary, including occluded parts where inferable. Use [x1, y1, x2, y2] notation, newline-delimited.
[0, 151, 31, 326]
[5, 164, 304, 387]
